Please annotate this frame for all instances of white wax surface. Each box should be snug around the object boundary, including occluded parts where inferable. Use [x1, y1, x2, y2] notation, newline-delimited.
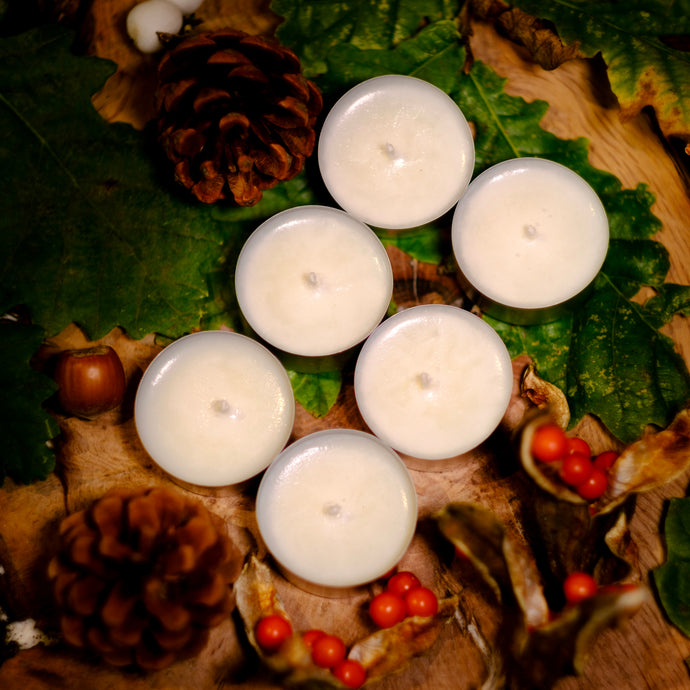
[354, 305, 513, 460]
[318, 75, 475, 229]
[256, 430, 417, 589]
[134, 331, 294, 487]
[235, 205, 393, 357]
[452, 158, 609, 309]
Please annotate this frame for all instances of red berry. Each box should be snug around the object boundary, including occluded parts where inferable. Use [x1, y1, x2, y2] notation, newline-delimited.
[302, 629, 326, 649]
[386, 571, 421, 598]
[404, 586, 439, 618]
[255, 614, 292, 653]
[332, 659, 366, 688]
[559, 452, 593, 487]
[594, 450, 619, 471]
[565, 437, 591, 457]
[369, 591, 406, 628]
[531, 423, 568, 463]
[563, 572, 598, 605]
[311, 634, 346, 668]
[577, 467, 608, 500]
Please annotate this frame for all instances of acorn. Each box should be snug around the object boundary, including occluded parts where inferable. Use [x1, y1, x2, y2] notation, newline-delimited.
[54, 345, 126, 419]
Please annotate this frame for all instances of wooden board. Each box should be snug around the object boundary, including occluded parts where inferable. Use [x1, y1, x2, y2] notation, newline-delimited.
[2, 3, 690, 689]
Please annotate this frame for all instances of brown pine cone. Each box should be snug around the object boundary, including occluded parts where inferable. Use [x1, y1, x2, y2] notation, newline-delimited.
[48, 486, 243, 670]
[154, 29, 323, 206]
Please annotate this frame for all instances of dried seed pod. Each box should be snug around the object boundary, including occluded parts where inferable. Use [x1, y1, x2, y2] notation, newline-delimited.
[48, 486, 242, 670]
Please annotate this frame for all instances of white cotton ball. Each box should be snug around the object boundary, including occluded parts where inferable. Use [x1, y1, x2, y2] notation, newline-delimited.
[166, 0, 204, 13]
[126, 0, 184, 54]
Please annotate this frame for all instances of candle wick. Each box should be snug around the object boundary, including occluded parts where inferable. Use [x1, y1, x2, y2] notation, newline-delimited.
[211, 399, 243, 419]
[304, 271, 321, 289]
[382, 142, 397, 159]
[523, 224, 538, 239]
[323, 503, 342, 518]
[418, 372, 433, 389]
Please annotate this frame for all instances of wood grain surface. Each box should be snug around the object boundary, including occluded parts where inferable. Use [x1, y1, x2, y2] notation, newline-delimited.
[2, 3, 690, 689]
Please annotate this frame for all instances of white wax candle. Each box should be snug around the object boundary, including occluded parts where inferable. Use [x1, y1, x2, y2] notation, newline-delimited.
[451, 158, 609, 323]
[235, 205, 393, 357]
[256, 429, 417, 592]
[318, 75, 475, 230]
[354, 304, 513, 461]
[134, 331, 294, 487]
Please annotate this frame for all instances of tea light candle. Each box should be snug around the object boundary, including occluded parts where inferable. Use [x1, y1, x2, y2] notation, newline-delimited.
[452, 158, 609, 324]
[134, 330, 294, 487]
[318, 75, 475, 230]
[354, 304, 513, 462]
[235, 205, 393, 357]
[256, 429, 417, 594]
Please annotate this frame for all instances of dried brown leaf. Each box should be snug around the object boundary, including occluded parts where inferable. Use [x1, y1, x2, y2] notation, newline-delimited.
[465, 0, 582, 70]
[235, 556, 460, 687]
[519, 364, 570, 428]
[435, 503, 549, 630]
[496, 7, 582, 70]
[595, 406, 690, 515]
[436, 501, 648, 687]
[348, 596, 458, 682]
[510, 585, 650, 687]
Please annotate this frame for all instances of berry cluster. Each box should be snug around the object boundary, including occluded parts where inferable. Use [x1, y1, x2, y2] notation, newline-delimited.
[530, 424, 619, 501]
[368, 571, 439, 628]
[254, 614, 366, 687]
[252, 570, 439, 688]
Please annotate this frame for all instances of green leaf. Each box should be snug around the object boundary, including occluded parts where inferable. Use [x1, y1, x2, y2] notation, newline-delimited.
[0, 24, 265, 341]
[273, 0, 458, 78]
[0, 323, 58, 485]
[452, 60, 687, 441]
[511, 0, 690, 141]
[655, 497, 690, 637]
[644, 283, 690, 325]
[288, 369, 342, 418]
[302, 11, 689, 441]
[319, 20, 466, 96]
[566, 279, 690, 442]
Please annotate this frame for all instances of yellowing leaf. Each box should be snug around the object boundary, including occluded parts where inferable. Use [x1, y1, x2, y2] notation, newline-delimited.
[499, 0, 690, 146]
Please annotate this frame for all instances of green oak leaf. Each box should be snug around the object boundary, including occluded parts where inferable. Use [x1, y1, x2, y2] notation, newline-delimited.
[458, 60, 663, 240]
[288, 369, 342, 418]
[566, 278, 690, 442]
[319, 19, 466, 96]
[0, 24, 280, 342]
[0, 323, 58, 485]
[0, 24, 314, 484]
[273, 0, 458, 78]
[654, 497, 690, 637]
[454, 61, 687, 441]
[379, 223, 449, 266]
[511, 0, 690, 143]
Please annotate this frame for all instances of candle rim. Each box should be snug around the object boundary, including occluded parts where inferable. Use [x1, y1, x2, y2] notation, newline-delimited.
[235, 204, 394, 356]
[451, 157, 610, 310]
[256, 428, 418, 588]
[354, 303, 514, 460]
[134, 329, 295, 487]
[317, 74, 476, 230]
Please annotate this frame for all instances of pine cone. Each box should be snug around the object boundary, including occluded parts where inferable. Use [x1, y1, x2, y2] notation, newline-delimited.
[48, 486, 243, 670]
[154, 29, 323, 206]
